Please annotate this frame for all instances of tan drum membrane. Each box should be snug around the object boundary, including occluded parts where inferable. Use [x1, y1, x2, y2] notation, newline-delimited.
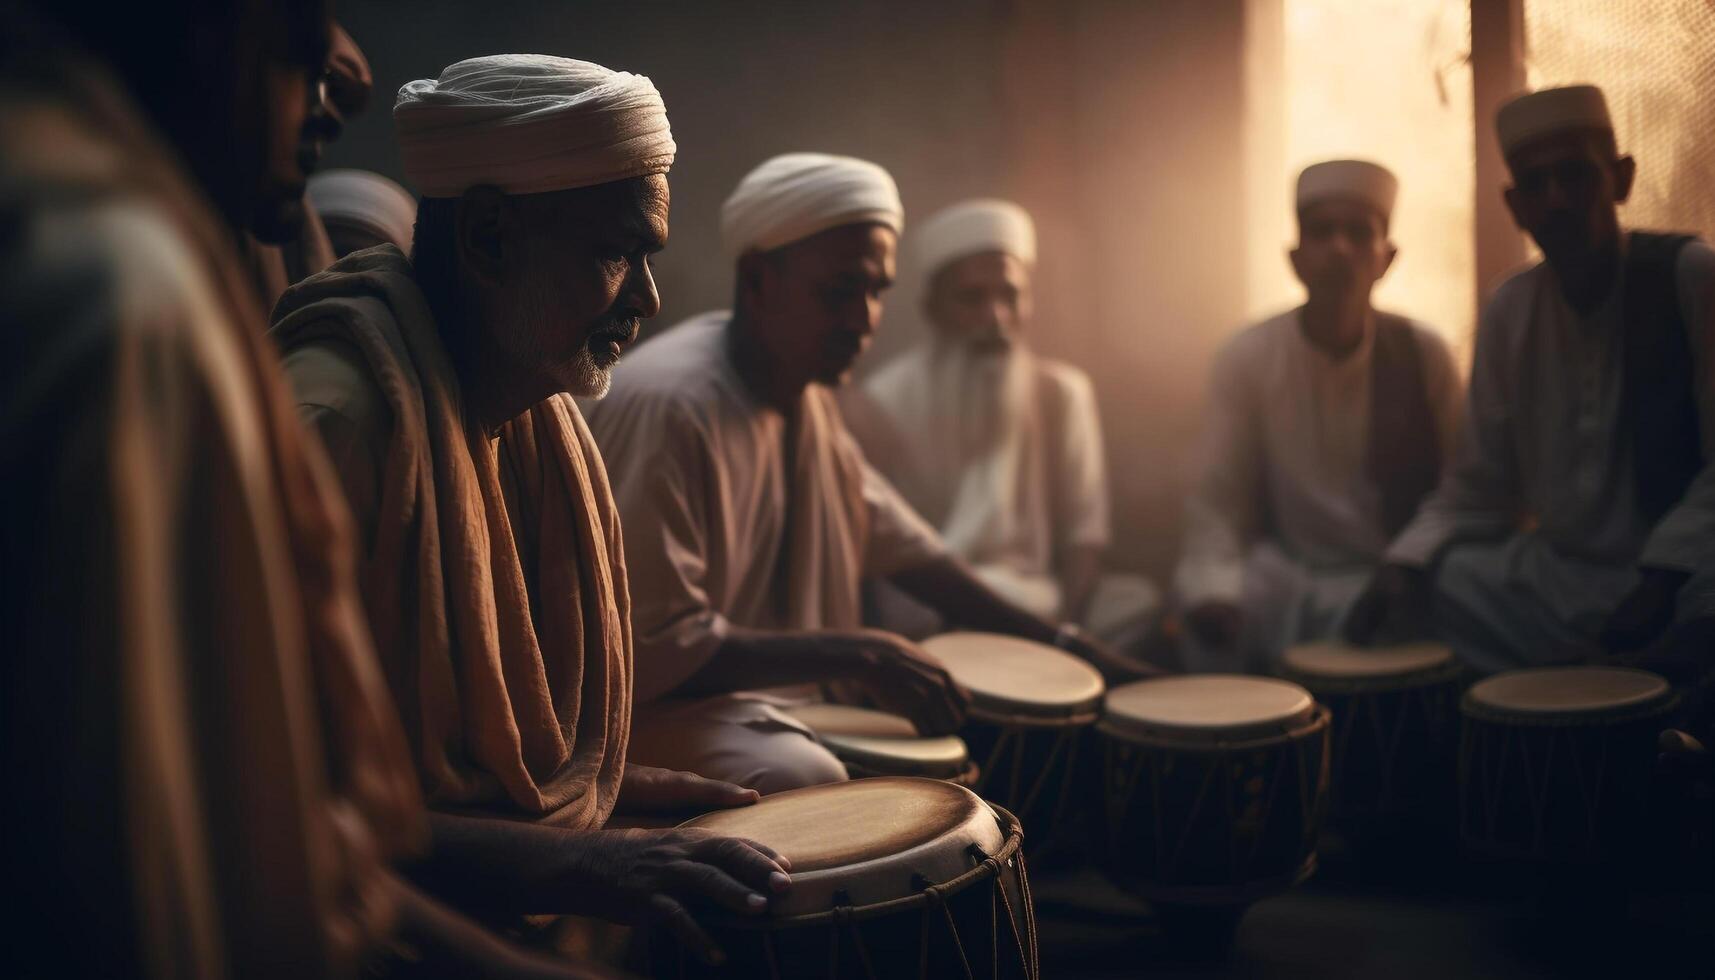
[1102, 675, 1317, 743]
[922, 632, 1105, 720]
[784, 703, 972, 779]
[1284, 641, 1454, 682]
[1466, 666, 1672, 717]
[681, 777, 1006, 916]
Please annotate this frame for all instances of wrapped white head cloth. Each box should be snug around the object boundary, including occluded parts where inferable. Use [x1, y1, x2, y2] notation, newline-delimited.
[1296, 159, 1398, 220]
[1496, 84, 1613, 158]
[913, 199, 1036, 278]
[307, 169, 419, 252]
[394, 54, 675, 198]
[721, 152, 903, 257]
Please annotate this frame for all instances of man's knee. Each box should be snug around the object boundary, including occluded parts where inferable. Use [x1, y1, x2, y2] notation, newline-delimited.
[748, 736, 847, 796]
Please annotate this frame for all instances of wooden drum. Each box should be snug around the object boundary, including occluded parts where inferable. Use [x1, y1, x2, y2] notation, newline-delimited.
[641, 777, 1038, 979]
[1094, 675, 1331, 910]
[1460, 665, 1676, 864]
[920, 632, 1105, 851]
[785, 702, 979, 786]
[1281, 641, 1463, 835]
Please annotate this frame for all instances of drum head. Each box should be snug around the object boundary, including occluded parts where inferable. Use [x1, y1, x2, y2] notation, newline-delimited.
[681, 777, 1006, 916]
[785, 703, 971, 779]
[1465, 666, 1672, 719]
[1102, 675, 1317, 743]
[922, 631, 1105, 720]
[1283, 641, 1454, 680]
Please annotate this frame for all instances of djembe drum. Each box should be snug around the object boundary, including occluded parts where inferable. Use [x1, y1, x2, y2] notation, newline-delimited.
[640, 777, 1038, 979]
[785, 702, 979, 785]
[1459, 665, 1677, 865]
[920, 632, 1105, 851]
[1281, 641, 1463, 839]
[1093, 675, 1330, 946]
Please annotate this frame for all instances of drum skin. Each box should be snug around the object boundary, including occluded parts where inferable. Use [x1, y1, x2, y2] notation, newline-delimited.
[784, 703, 979, 785]
[1281, 642, 1464, 832]
[1092, 677, 1331, 905]
[1459, 667, 1677, 864]
[638, 778, 1039, 979]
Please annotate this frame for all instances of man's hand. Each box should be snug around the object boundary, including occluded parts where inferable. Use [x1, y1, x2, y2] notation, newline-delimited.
[1056, 626, 1165, 684]
[842, 629, 971, 735]
[615, 764, 759, 817]
[1600, 567, 1691, 655]
[585, 827, 792, 966]
[1183, 600, 1243, 649]
[1344, 563, 1433, 645]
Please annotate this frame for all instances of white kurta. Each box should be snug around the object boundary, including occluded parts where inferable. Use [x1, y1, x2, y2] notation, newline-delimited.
[1388, 237, 1715, 672]
[1175, 309, 1462, 670]
[584, 312, 946, 792]
[855, 338, 1157, 639]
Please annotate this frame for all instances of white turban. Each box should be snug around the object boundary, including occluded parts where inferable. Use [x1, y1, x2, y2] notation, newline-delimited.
[1296, 159, 1398, 221]
[721, 152, 903, 257]
[394, 54, 675, 199]
[1496, 84, 1613, 158]
[307, 169, 419, 252]
[913, 199, 1036, 278]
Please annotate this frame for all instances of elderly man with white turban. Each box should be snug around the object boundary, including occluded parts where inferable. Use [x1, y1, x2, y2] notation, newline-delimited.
[1174, 159, 1463, 672]
[850, 199, 1160, 649]
[270, 55, 791, 964]
[1351, 86, 1715, 674]
[586, 154, 1147, 795]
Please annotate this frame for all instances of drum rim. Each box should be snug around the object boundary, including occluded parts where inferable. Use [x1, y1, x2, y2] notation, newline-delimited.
[1096, 702, 1331, 752]
[1100, 674, 1319, 742]
[1461, 666, 1677, 724]
[923, 631, 1107, 720]
[815, 730, 974, 779]
[689, 802, 1028, 928]
[1282, 656, 1465, 695]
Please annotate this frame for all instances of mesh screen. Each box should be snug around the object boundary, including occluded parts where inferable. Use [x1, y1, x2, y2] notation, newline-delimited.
[1526, 0, 1715, 239]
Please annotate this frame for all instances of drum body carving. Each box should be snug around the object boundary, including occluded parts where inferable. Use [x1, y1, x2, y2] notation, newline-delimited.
[1281, 641, 1463, 833]
[785, 702, 979, 786]
[1094, 675, 1330, 906]
[921, 632, 1105, 852]
[1459, 666, 1676, 864]
[641, 778, 1038, 979]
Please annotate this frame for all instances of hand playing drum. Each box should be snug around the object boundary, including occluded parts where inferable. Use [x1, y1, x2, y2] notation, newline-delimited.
[841, 629, 973, 736]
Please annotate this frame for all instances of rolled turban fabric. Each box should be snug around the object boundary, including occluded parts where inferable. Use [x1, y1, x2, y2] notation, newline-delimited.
[1296, 159, 1398, 221]
[721, 152, 903, 257]
[395, 54, 675, 198]
[913, 198, 1036, 278]
[307, 169, 419, 253]
[1496, 84, 1613, 158]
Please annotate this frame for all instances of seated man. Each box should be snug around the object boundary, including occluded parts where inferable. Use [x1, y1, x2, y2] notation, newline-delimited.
[586, 153, 1143, 795]
[848, 199, 1159, 648]
[1174, 160, 1461, 671]
[272, 55, 788, 963]
[1355, 86, 1715, 673]
[308, 168, 418, 256]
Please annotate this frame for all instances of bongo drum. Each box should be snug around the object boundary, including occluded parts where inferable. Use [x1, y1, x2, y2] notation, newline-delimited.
[785, 702, 979, 785]
[642, 777, 1038, 979]
[1094, 676, 1330, 907]
[1281, 641, 1462, 832]
[1459, 666, 1676, 864]
[920, 632, 1105, 848]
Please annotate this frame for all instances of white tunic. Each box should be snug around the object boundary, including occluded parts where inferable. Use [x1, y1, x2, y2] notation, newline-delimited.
[1388, 237, 1715, 670]
[1175, 308, 1462, 668]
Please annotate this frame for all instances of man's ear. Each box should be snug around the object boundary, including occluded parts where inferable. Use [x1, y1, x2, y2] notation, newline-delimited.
[1612, 154, 1637, 204]
[1501, 185, 1527, 232]
[1378, 241, 1399, 280]
[1287, 244, 1309, 288]
[735, 250, 770, 312]
[455, 185, 509, 286]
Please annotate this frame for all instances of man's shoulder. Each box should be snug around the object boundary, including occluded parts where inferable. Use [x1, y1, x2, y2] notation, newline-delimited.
[281, 338, 388, 437]
[1032, 354, 1096, 401]
[1210, 310, 1294, 374]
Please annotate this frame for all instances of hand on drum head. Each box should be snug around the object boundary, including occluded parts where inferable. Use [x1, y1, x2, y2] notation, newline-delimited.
[615, 764, 761, 817]
[1343, 563, 1432, 645]
[847, 629, 972, 735]
[1061, 627, 1169, 682]
[591, 827, 792, 966]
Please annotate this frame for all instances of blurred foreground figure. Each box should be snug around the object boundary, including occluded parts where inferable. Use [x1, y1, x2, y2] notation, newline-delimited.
[1356, 85, 1715, 673]
[852, 199, 1159, 647]
[587, 154, 1145, 796]
[1175, 160, 1460, 671]
[272, 55, 790, 964]
[308, 167, 418, 256]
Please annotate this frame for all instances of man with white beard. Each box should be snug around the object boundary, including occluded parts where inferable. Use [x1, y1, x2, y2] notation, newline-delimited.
[851, 199, 1159, 647]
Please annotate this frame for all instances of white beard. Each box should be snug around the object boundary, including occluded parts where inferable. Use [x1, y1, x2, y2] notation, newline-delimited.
[487, 268, 614, 400]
